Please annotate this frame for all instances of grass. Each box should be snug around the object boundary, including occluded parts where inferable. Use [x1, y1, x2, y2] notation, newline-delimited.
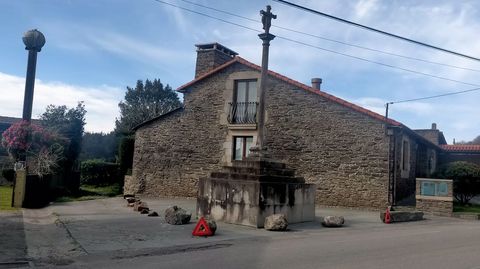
[0, 185, 17, 211]
[54, 184, 122, 203]
[453, 202, 480, 214]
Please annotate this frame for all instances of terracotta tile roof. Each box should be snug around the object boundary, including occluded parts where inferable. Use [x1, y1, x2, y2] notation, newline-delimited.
[177, 56, 401, 126]
[441, 144, 480, 152]
[0, 116, 41, 125]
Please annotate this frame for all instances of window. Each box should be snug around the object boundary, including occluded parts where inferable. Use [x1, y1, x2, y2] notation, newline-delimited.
[428, 151, 436, 174]
[233, 136, 253, 160]
[228, 80, 257, 124]
[402, 140, 409, 171]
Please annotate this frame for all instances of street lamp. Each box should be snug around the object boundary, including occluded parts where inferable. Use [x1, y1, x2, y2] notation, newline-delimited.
[22, 29, 45, 122]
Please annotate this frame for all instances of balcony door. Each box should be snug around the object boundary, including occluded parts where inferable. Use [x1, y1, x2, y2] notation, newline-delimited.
[231, 80, 257, 124]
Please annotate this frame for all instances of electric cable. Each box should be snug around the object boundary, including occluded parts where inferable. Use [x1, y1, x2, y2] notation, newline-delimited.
[151, 0, 480, 87]
[273, 0, 480, 62]
[179, 0, 480, 73]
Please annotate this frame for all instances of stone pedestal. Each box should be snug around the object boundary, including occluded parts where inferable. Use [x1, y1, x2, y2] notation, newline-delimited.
[197, 157, 315, 228]
[12, 169, 26, 208]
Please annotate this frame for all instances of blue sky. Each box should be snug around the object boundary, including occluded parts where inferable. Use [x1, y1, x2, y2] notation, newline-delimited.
[1, 0, 480, 142]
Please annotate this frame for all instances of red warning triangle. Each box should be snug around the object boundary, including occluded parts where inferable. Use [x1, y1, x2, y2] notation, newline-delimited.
[192, 217, 213, 236]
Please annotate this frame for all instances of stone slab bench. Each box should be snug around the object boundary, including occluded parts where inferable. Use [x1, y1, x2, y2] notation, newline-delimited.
[380, 211, 424, 223]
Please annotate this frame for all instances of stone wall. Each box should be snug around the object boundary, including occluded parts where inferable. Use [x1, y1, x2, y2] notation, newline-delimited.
[264, 79, 390, 209]
[439, 151, 480, 166]
[131, 64, 250, 198]
[195, 49, 234, 78]
[415, 178, 453, 217]
[416, 199, 453, 217]
[414, 129, 441, 145]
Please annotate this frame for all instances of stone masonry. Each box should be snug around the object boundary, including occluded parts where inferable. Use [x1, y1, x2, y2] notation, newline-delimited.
[132, 64, 252, 197]
[264, 77, 390, 208]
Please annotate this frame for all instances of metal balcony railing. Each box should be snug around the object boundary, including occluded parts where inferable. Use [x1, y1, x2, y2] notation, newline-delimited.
[227, 102, 258, 124]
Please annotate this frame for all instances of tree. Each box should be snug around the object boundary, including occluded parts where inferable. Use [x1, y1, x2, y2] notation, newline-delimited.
[470, 135, 480, 145]
[440, 161, 480, 205]
[40, 102, 86, 193]
[115, 79, 182, 135]
[456, 135, 480, 145]
[80, 132, 117, 162]
[40, 102, 86, 163]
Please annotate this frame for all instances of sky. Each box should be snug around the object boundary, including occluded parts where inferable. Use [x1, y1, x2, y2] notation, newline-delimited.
[1, 0, 480, 142]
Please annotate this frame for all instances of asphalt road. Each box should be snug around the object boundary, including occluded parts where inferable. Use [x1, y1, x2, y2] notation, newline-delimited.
[72, 218, 480, 269]
[14, 198, 480, 268]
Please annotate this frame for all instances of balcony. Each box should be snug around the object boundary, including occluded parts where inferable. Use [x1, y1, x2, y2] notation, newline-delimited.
[227, 102, 258, 124]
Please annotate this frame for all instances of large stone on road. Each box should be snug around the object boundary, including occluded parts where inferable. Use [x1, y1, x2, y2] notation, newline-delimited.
[264, 214, 288, 231]
[164, 206, 191, 225]
[322, 216, 345, 227]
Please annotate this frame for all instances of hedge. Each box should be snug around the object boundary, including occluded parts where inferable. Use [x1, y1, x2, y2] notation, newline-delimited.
[1, 169, 15, 182]
[80, 159, 120, 186]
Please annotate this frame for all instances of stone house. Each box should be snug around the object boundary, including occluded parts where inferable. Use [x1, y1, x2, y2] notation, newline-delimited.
[127, 42, 468, 209]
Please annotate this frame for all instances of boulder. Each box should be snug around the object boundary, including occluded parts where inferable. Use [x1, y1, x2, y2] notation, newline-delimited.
[322, 216, 344, 227]
[164, 206, 192, 225]
[264, 214, 288, 231]
[204, 218, 217, 235]
[134, 201, 148, 212]
[126, 197, 136, 204]
[148, 211, 159, 217]
[140, 208, 150, 214]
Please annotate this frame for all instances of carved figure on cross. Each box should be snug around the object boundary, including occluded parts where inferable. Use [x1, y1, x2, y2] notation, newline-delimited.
[260, 5, 277, 34]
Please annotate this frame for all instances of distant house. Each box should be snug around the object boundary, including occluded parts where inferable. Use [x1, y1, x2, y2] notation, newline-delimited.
[440, 144, 480, 166]
[126, 42, 479, 209]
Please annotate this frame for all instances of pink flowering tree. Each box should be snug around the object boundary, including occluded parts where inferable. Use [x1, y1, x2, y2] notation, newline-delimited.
[1, 120, 65, 177]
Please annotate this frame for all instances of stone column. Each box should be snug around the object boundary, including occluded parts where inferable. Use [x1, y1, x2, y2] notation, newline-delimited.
[253, 6, 276, 156]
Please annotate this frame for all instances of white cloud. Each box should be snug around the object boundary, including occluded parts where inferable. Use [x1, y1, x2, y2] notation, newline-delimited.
[0, 72, 122, 133]
[354, 0, 379, 19]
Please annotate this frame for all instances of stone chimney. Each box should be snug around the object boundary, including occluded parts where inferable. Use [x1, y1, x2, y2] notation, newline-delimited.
[195, 43, 238, 78]
[431, 123, 437, 130]
[311, 78, 322, 91]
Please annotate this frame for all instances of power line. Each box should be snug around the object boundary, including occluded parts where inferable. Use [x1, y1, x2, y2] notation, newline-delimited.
[179, 0, 480, 73]
[151, 0, 480, 87]
[273, 0, 480, 62]
[389, 86, 480, 104]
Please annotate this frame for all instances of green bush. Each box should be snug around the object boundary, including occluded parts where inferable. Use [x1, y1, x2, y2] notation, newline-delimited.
[437, 161, 480, 205]
[118, 136, 134, 176]
[80, 159, 120, 186]
[1, 169, 15, 182]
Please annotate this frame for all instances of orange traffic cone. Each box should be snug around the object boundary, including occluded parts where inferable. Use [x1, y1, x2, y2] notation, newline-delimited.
[384, 207, 391, 224]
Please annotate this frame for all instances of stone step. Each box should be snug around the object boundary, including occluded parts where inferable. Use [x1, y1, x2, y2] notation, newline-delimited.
[392, 206, 416, 212]
[209, 172, 305, 183]
[221, 166, 296, 177]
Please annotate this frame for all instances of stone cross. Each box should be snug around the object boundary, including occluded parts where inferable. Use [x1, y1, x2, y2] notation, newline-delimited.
[253, 6, 277, 157]
[260, 5, 277, 34]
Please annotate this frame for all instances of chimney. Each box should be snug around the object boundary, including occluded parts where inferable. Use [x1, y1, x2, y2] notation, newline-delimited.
[311, 78, 322, 91]
[194, 43, 238, 78]
[431, 123, 437, 130]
